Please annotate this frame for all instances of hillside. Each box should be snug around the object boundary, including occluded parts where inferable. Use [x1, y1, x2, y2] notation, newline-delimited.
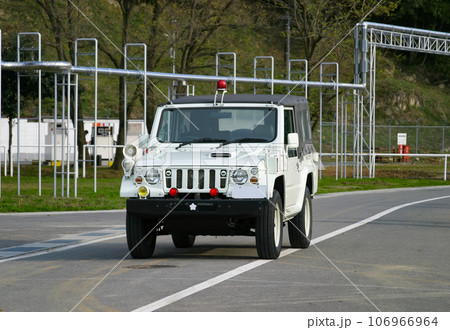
[0, 0, 448, 163]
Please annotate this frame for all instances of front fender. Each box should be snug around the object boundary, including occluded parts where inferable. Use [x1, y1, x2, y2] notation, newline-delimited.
[120, 176, 136, 197]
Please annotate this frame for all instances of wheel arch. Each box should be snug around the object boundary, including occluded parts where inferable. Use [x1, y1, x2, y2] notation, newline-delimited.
[306, 173, 313, 196]
[274, 176, 285, 207]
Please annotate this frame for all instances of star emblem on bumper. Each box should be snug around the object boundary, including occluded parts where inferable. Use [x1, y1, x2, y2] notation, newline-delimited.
[189, 203, 197, 211]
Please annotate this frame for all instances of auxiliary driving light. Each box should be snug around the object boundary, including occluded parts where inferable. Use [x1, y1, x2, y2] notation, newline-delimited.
[210, 188, 219, 197]
[138, 186, 149, 198]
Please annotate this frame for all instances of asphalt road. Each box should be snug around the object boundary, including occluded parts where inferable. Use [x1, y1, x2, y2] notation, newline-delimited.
[0, 186, 449, 312]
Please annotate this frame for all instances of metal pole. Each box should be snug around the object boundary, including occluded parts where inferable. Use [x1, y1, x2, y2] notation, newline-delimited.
[83, 144, 86, 178]
[0, 30, 1, 197]
[67, 72, 71, 197]
[319, 67, 323, 180]
[388, 119, 392, 151]
[61, 74, 65, 197]
[216, 52, 237, 94]
[344, 92, 348, 178]
[74, 73, 79, 197]
[38, 34, 42, 196]
[53, 74, 57, 198]
[75, 38, 98, 193]
[443, 119, 447, 153]
[444, 155, 447, 181]
[0, 29, 1, 120]
[335, 65, 339, 180]
[253, 56, 274, 95]
[16, 34, 20, 196]
[416, 118, 420, 154]
[353, 26, 360, 179]
[124, 47, 128, 142]
[341, 94, 344, 179]
[94, 41, 98, 193]
[369, 36, 377, 178]
[16, 33, 42, 195]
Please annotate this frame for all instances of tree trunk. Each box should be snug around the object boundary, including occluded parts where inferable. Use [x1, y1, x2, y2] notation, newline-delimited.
[111, 77, 125, 170]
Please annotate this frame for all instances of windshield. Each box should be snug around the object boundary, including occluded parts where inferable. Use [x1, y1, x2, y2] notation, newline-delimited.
[157, 107, 277, 144]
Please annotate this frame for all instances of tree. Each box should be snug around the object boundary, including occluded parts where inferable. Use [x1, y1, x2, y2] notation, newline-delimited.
[1, 0, 92, 161]
[382, 0, 450, 78]
[272, 0, 398, 64]
[1, 40, 54, 173]
[94, 0, 156, 169]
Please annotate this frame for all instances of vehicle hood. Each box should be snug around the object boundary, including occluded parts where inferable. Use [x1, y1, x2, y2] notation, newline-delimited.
[134, 145, 272, 168]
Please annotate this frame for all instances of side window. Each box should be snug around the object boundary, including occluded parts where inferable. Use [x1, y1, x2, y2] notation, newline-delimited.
[284, 109, 297, 158]
[302, 110, 312, 141]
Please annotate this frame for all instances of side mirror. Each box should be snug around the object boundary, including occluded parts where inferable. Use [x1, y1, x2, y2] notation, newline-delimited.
[287, 133, 299, 149]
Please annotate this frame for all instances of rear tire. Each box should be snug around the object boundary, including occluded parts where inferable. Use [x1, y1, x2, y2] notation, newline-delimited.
[256, 190, 283, 259]
[288, 187, 312, 248]
[126, 212, 157, 259]
[172, 234, 196, 248]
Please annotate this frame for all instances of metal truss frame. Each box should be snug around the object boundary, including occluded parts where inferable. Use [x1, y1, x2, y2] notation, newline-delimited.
[2, 21, 449, 196]
[354, 22, 450, 178]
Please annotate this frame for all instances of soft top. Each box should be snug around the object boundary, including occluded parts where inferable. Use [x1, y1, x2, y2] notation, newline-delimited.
[167, 94, 308, 108]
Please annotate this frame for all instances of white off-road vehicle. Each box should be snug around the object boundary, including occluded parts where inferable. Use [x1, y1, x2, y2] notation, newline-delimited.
[120, 81, 319, 259]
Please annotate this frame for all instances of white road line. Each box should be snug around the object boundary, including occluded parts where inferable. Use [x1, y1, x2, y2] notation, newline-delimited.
[0, 234, 125, 263]
[132, 194, 450, 312]
[0, 209, 125, 216]
[315, 185, 450, 199]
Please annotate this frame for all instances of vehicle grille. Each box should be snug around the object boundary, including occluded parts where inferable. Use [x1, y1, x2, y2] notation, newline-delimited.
[164, 168, 228, 192]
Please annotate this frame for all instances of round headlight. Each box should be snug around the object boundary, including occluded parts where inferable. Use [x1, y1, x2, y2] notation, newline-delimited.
[145, 168, 160, 184]
[123, 144, 137, 158]
[232, 169, 248, 184]
[121, 158, 135, 173]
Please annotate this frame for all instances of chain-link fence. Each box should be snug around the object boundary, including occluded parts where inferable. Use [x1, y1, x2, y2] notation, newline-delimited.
[315, 122, 450, 155]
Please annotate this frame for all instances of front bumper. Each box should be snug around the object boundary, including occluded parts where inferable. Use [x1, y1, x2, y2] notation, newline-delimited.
[127, 198, 268, 218]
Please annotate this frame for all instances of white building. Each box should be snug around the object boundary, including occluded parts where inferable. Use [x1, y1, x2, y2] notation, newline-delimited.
[0, 117, 144, 165]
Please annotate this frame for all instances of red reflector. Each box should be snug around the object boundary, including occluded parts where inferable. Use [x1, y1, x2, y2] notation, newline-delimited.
[169, 188, 178, 197]
[216, 80, 227, 91]
[210, 188, 218, 197]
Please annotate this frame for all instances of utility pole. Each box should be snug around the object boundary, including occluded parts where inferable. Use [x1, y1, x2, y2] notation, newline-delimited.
[285, 14, 291, 75]
[284, 13, 291, 93]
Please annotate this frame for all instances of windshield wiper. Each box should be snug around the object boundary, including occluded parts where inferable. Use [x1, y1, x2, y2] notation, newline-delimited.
[218, 137, 269, 148]
[176, 138, 226, 149]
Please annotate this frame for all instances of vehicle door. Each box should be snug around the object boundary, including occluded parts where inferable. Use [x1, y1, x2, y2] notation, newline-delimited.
[284, 108, 301, 209]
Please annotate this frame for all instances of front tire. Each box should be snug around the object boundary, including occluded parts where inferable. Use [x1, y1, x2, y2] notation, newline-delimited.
[126, 212, 157, 259]
[256, 190, 283, 259]
[288, 187, 312, 248]
[172, 234, 196, 248]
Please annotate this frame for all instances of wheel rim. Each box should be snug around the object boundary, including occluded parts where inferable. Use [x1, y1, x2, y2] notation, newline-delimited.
[274, 204, 282, 247]
[304, 197, 311, 237]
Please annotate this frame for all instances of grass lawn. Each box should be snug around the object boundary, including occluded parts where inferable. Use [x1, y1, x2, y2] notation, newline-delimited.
[0, 163, 449, 212]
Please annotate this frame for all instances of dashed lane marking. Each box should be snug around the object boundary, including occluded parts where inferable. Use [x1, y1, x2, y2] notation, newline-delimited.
[0, 226, 125, 261]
